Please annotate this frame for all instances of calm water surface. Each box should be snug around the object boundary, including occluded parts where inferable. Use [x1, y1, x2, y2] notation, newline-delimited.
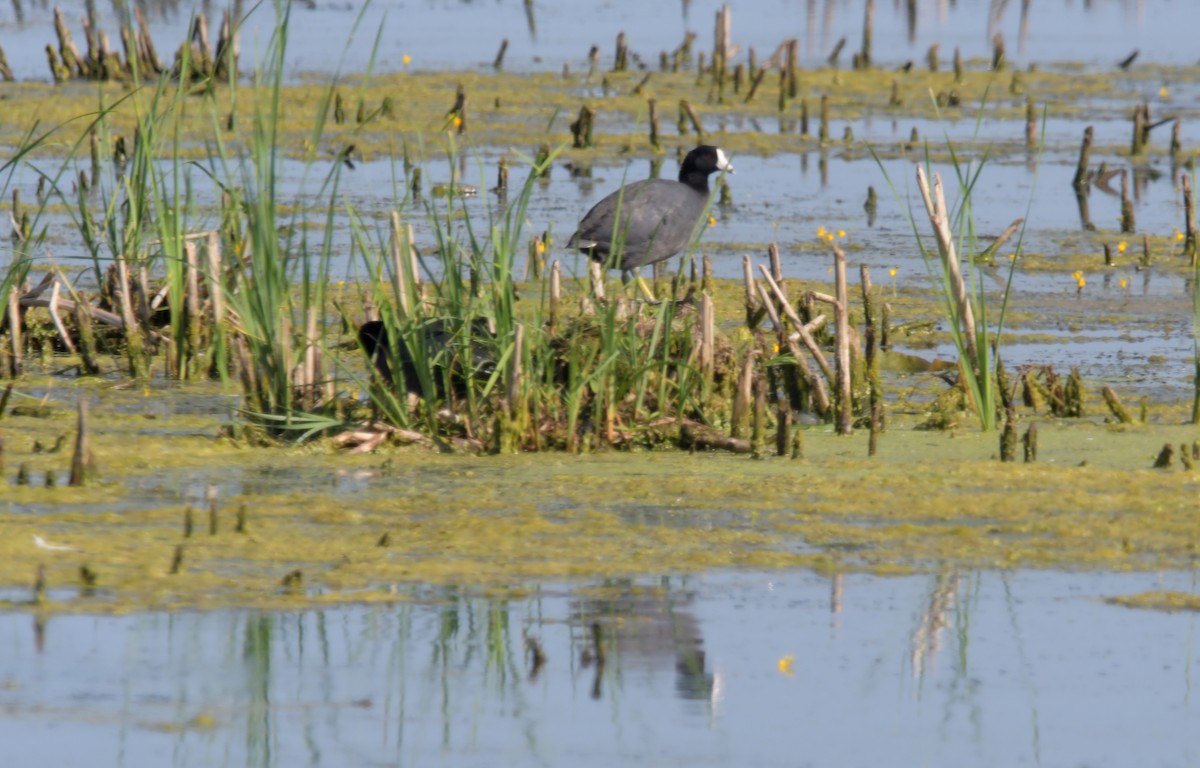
[2, 569, 1199, 767]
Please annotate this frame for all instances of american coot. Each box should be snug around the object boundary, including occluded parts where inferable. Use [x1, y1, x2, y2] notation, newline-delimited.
[567, 145, 733, 296]
[359, 318, 496, 399]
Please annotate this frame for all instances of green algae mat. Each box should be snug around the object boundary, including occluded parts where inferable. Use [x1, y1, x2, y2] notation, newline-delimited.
[2, 388, 1198, 615]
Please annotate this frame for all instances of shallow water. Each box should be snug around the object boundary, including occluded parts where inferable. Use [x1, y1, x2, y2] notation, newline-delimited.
[2, 569, 1198, 767]
[2, 0, 1199, 78]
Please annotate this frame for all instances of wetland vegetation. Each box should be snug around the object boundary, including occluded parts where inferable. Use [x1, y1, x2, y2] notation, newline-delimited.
[0, 1, 1197, 612]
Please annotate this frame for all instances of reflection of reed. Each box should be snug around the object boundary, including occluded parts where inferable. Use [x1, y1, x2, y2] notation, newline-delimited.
[910, 570, 957, 682]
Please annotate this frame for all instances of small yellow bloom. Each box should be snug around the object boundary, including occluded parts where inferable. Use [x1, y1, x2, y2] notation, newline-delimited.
[1119, 277, 1128, 288]
[1072, 270, 1082, 280]
[536, 240, 546, 255]
[452, 115, 462, 128]
[826, 233, 836, 243]
[888, 268, 897, 277]
[817, 226, 826, 238]
[1077, 276, 1086, 288]
[402, 54, 411, 66]
[708, 216, 717, 227]
[1177, 231, 1186, 242]
[1008, 252, 1016, 261]
[1160, 85, 1170, 99]
[837, 229, 846, 238]
[777, 655, 795, 677]
[1117, 241, 1127, 253]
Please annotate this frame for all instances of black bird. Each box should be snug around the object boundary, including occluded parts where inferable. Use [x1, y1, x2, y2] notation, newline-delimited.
[567, 145, 733, 297]
[358, 318, 496, 399]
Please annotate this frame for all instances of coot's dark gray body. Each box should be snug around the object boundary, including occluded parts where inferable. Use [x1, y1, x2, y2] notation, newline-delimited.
[359, 318, 495, 398]
[568, 145, 732, 271]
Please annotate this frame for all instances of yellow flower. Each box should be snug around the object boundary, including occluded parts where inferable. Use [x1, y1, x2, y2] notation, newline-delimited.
[402, 54, 411, 66]
[1072, 270, 1082, 280]
[708, 216, 717, 227]
[837, 229, 846, 238]
[777, 655, 795, 677]
[1077, 277, 1086, 287]
[536, 240, 546, 255]
[1117, 241, 1127, 253]
[1160, 85, 1170, 99]
[1177, 231, 1186, 242]
[452, 115, 462, 128]
[1119, 277, 1128, 288]
[888, 268, 897, 277]
[1008, 252, 1016, 261]
[817, 226, 826, 238]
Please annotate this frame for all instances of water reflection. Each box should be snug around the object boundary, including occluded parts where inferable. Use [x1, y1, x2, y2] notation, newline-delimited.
[2, 569, 1199, 766]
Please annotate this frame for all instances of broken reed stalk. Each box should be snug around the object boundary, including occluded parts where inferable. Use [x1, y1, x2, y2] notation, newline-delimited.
[700, 293, 715, 381]
[549, 260, 561, 333]
[7, 285, 22, 378]
[750, 377, 767, 458]
[731, 349, 756, 438]
[184, 240, 202, 376]
[915, 166, 980, 372]
[680, 100, 704, 136]
[831, 245, 853, 435]
[68, 397, 91, 487]
[570, 105, 595, 148]
[1022, 423, 1037, 462]
[775, 398, 791, 457]
[978, 218, 1025, 262]
[868, 402, 881, 457]
[1120, 169, 1136, 233]
[114, 258, 150, 378]
[1102, 385, 1135, 423]
[1131, 103, 1147, 156]
[507, 323, 525, 418]
[742, 254, 761, 326]
[1000, 406, 1017, 461]
[1183, 174, 1198, 265]
[1072, 126, 1093, 189]
[1025, 97, 1037, 149]
[207, 484, 219, 534]
[647, 97, 661, 150]
[613, 31, 628, 72]
[758, 266, 835, 386]
[755, 280, 831, 417]
[857, 0, 874, 69]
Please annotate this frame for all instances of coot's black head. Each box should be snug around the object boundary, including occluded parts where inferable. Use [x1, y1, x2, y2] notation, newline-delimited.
[678, 145, 734, 190]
